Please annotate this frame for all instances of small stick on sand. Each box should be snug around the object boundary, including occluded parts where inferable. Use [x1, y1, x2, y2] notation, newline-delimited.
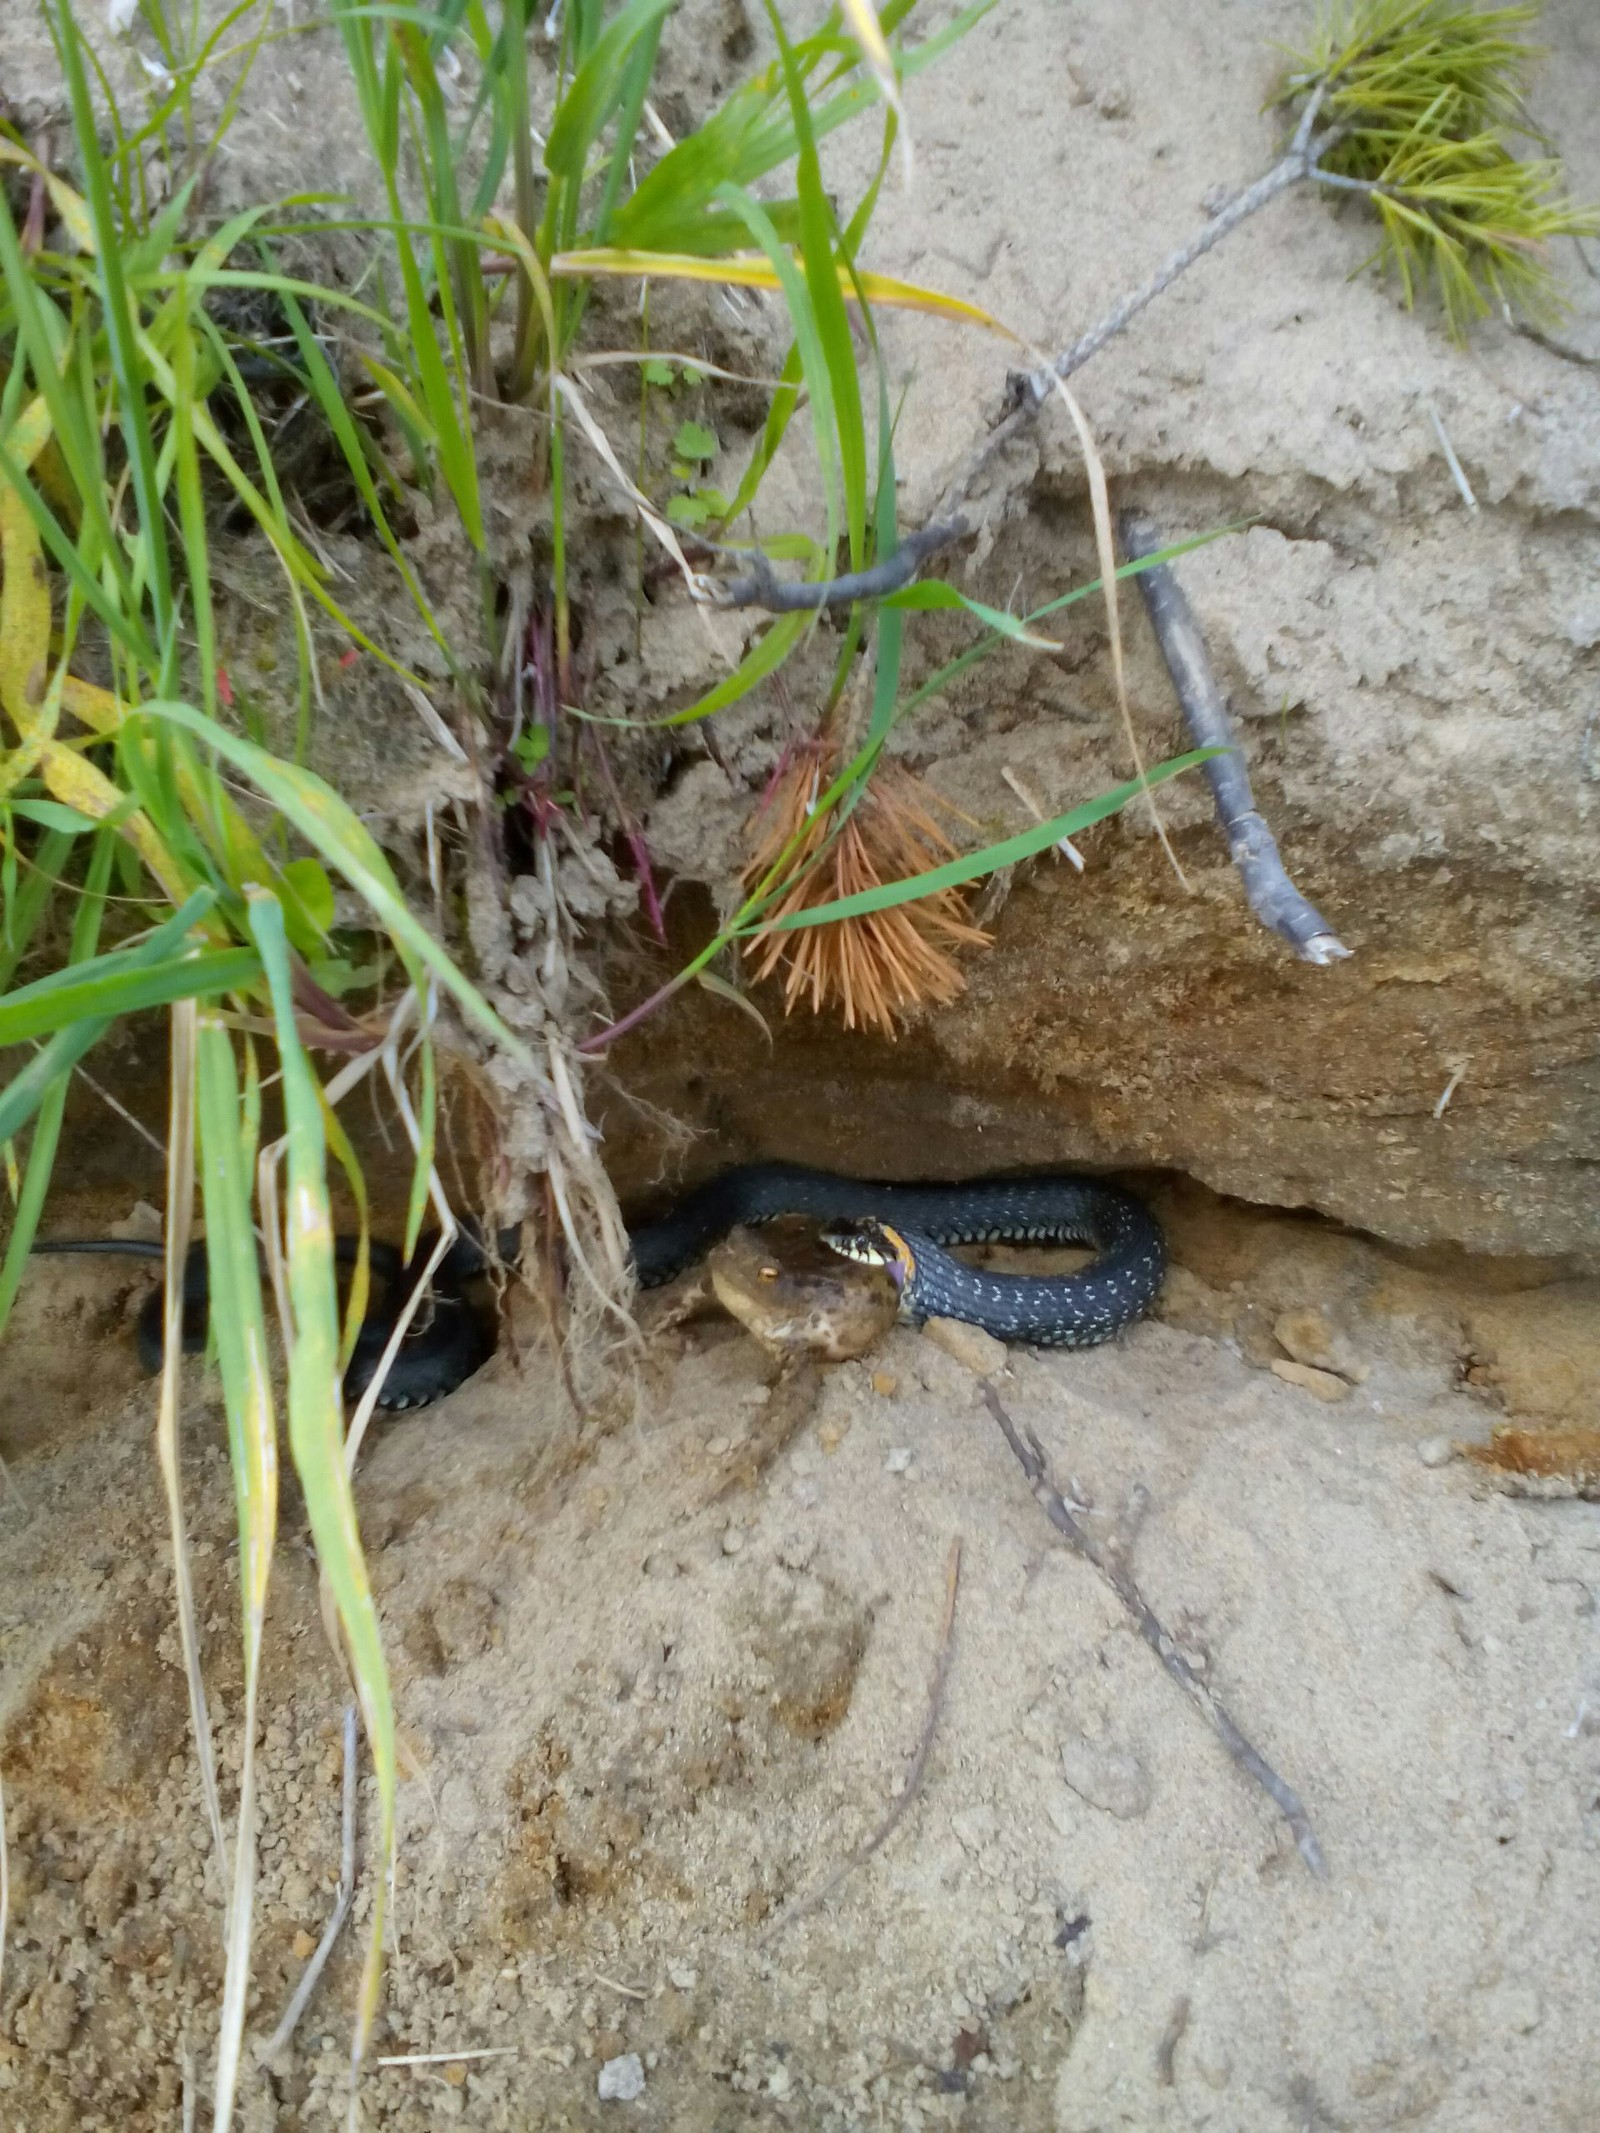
[257, 1702, 361, 2062]
[1155, 1994, 1191, 2085]
[760, 1536, 963, 1944]
[979, 1383, 1327, 1877]
[1121, 514, 1351, 967]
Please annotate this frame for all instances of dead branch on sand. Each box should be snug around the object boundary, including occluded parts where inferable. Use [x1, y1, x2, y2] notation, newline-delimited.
[979, 1382, 1327, 1878]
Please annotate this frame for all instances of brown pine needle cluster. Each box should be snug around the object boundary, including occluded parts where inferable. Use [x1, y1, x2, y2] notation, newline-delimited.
[742, 751, 991, 1038]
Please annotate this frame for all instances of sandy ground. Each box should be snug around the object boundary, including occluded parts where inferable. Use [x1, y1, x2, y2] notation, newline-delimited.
[3, 1188, 1599, 2131]
[2, 0, 1599, 2127]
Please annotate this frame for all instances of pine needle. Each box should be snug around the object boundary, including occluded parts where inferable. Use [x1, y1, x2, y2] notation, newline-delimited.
[1280, 1, 1599, 331]
[741, 744, 990, 1039]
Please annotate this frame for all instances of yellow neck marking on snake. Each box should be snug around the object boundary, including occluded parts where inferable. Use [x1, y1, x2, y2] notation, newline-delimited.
[876, 1223, 918, 1286]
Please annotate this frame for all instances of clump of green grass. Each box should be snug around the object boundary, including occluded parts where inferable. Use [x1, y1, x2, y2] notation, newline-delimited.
[1279, 0, 1598, 329]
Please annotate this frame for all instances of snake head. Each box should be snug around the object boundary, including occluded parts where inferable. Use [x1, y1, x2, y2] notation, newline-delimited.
[821, 1217, 914, 1294]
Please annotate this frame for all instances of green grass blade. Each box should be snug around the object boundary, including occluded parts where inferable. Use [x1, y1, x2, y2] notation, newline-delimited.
[544, 0, 676, 182]
[0, 826, 76, 993]
[0, 825, 116, 1338]
[196, 1011, 278, 2130]
[132, 700, 535, 1065]
[765, 0, 868, 569]
[592, 15, 668, 244]
[0, 947, 260, 1049]
[653, 610, 810, 725]
[896, 532, 1237, 724]
[718, 341, 805, 529]
[747, 751, 1218, 932]
[882, 580, 1061, 647]
[0, 1017, 111, 1148]
[0, 884, 219, 1027]
[0, 182, 135, 624]
[713, 182, 841, 571]
[47, 0, 176, 659]
[246, 887, 395, 2094]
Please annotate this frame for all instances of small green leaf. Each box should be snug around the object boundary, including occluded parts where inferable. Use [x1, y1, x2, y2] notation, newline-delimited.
[512, 725, 550, 771]
[695, 968, 772, 1042]
[667, 492, 715, 527]
[642, 359, 676, 387]
[673, 419, 717, 461]
[306, 954, 378, 998]
[281, 856, 336, 935]
[883, 579, 1062, 649]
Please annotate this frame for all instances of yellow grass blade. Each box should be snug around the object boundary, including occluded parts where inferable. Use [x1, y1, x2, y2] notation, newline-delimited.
[0, 141, 94, 255]
[196, 1012, 279, 2129]
[0, 402, 57, 732]
[39, 740, 190, 905]
[246, 887, 396, 2114]
[551, 247, 1019, 335]
[59, 675, 122, 734]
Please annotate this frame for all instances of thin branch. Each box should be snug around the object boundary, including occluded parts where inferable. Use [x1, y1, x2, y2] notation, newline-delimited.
[257, 1702, 360, 2064]
[1015, 135, 1342, 407]
[1120, 513, 1351, 966]
[707, 518, 969, 613]
[760, 1536, 963, 1942]
[706, 124, 1346, 618]
[979, 1382, 1326, 1877]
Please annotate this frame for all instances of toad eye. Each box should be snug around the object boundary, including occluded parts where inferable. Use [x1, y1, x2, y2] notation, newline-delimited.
[758, 1263, 779, 1283]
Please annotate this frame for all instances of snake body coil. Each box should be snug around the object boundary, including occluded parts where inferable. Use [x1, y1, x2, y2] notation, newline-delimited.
[630, 1163, 1165, 1348]
[34, 1165, 1163, 1406]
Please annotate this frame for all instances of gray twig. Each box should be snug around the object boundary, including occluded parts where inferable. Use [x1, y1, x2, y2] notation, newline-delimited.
[1017, 134, 1342, 407]
[708, 121, 1345, 617]
[707, 517, 969, 612]
[1155, 1994, 1192, 2085]
[1121, 513, 1351, 965]
[257, 1702, 361, 2063]
[979, 1382, 1326, 1877]
[760, 1536, 963, 1942]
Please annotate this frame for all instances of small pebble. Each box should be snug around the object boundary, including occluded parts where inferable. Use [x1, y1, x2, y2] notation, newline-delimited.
[884, 1446, 913, 1475]
[871, 1370, 898, 1397]
[667, 1962, 698, 1991]
[767, 2063, 792, 2099]
[291, 1928, 317, 1962]
[1274, 1307, 1337, 1369]
[923, 1317, 1007, 1375]
[706, 1436, 731, 1458]
[791, 1479, 821, 1509]
[598, 2053, 646, 2102]
[1270, 1359, 1351, 1403]
[1417, 1436, 1456, 1468]
[721, 1526, 745, 1556]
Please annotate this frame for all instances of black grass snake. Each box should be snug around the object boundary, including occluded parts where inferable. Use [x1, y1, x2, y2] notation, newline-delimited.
[33, 1165, 1164, 1407]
